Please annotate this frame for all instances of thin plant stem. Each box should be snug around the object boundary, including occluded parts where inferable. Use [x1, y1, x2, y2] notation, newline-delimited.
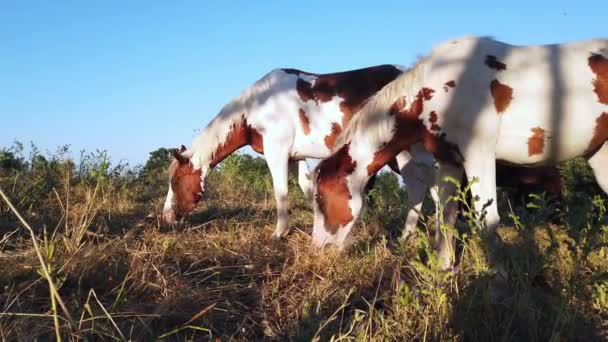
[0, 187, 76, 339]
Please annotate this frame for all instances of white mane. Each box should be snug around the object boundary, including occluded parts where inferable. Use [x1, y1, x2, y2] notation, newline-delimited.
[334, 58, 428, 149]
[189, 70, 280, 169]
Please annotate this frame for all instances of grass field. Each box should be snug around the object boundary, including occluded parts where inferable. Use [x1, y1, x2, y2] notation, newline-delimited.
[1, 144, 608, 341]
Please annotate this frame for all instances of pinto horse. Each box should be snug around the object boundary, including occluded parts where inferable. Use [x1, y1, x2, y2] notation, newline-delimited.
[162, 63, 563, 240]
[311, 36, 608, 268]
[162, 64, 424, 238]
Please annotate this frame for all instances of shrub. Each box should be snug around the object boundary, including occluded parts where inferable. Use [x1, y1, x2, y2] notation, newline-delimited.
[137, 147, 173, 201]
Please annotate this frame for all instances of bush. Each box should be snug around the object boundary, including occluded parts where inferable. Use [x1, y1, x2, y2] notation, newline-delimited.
[363, 171, 409, 234]
[137, 147, 173, 201]
[0, 143, 140, 240]
[205, 152, 307, 208]
[560, 157, 606, 209]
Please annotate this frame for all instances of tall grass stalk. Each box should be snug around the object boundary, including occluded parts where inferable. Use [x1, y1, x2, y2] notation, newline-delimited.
[0, 187, 75, 340]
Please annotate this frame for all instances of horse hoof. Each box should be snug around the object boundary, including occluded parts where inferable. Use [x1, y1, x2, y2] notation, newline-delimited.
[271, 232, 286, 241]
[400, 230, 418, 242]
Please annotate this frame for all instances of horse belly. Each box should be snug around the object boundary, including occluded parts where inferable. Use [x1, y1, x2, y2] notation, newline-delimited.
[494, 40, 608, 164]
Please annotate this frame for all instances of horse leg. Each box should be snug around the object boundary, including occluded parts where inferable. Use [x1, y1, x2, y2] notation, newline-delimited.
[297, 160, 313, 205]
[435, 162, 463, 270]
[588, 143, 608, 195]
[462, 145, 504, 276]
[396, 150, 436, 237]
[266, 150, 291, 239]
[462, 147, 500, 233]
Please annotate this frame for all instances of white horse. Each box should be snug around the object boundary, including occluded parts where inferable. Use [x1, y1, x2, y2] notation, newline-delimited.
[161, 64, 428, 238]
[311, 36, 608, 268]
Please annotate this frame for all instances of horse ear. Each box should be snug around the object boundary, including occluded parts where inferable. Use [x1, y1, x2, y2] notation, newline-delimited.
[179, 145, 187, 153]
[172, 147, 189, 165]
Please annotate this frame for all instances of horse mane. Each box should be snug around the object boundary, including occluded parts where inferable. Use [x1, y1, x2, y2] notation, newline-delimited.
[168, 158, 179, 181]
[168, 159, 178, 177]
[334, 57, 428, 149]
[333, 35, 499, 151]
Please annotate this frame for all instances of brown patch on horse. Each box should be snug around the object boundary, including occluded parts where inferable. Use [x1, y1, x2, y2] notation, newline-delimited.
[587, 112, 608, 153]
[367, 87, 462, 175]
[299, 109, 311, 135]
[210, 114, 264, 167]
[330, 65, 402, 127]
[292, 65, 402, 127]
[588, 54, 608, 104]
[169, 158, 203, 218]
[324, 123, 343, 150]
[209, 118, 249, 167]
[387, 87, 434, 117]
[490, 79, 513, 113]
[421, 132, 463, 166]
[429, 111, 440, 131]
[443, 80, 456, 92]
[315, 144, 356, 234]
[527, 127, 545, 156]
[250, 127, 264, 154]
[420, 87, 434, 101]
[485, 55, 507, 71]
[296, 78, 315, 102]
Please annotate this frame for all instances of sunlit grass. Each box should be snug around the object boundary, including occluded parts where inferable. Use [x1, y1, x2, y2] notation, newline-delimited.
[1, 144, 607, 340]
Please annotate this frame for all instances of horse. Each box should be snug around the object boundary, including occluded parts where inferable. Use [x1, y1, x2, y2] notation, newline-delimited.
[161, 64, 424, 239]
[311, 36, 608, 268]
[161, 62, 564, 241]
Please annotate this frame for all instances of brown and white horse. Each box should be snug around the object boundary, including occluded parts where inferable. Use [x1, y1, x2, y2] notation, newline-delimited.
[161, 64, 417, 238]
[311, 36, 608, 268]
[162, 62, 563, 239]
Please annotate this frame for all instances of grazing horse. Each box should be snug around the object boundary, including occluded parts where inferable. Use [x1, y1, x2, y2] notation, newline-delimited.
[311, 36, 608, 268]
[162, 64, 420, 239]
[161, 62, 563, 240]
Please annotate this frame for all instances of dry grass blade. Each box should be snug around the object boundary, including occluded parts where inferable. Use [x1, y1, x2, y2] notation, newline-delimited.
[158, 325, 211, 340]
[181, 303, 217, 327]
[0, 187, 76, 339]
[313, 288, 355, 341]
[89, 289, 126, 341]
[0, 227, 19, 251]
[153, 303, 218, 340]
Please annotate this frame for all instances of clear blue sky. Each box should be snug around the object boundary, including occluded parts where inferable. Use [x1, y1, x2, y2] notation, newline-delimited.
[1, 1, 605, 165]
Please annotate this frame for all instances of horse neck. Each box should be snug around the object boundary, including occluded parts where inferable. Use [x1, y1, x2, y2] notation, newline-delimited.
[346, 112, 412, 180]
[191, 70, 280, 171]
[192, 112, 253, 172]
[321, 143, 372, 194]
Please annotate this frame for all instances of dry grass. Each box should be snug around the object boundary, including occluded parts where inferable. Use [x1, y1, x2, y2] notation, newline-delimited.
[1, 150, 608, 341]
